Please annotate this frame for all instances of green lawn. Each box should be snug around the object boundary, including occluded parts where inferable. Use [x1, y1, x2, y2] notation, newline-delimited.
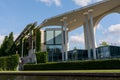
[0, 70, 120, 73]
[28, 70, 120, 73]
[1, 70, 120, 73]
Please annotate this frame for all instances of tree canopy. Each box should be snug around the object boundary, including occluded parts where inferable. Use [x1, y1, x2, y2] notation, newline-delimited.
[35, 28, 41, 52]
[99, 41, 109, 47]
[0, 32, 14, 56]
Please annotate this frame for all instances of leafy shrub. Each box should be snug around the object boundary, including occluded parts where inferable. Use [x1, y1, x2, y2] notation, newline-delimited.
[0, 54, 19, 71]
[24, 59, 120, 70]
[0, 57, 6, 70]
[36, 52, 47, 63]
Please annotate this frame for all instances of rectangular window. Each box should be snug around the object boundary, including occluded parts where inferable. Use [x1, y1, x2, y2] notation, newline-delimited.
[55, 30, 62, 44]
[46, 31, 54, 44]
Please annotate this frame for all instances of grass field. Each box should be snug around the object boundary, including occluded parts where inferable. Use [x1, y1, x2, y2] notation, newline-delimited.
[1, 70, 120, 73]
[27, 70, 120, 73]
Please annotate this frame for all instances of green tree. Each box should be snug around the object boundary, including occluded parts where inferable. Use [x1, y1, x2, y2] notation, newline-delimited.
[0, 36, 9, 56]
[35, 29, 41, 52]
[7, 32, 14, 54]
[0, 32, 14, 56]
[8, 32, 14, 46]
[100, 41, 109, 47]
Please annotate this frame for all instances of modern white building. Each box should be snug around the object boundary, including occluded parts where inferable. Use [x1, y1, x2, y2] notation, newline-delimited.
[14, 0, 120, 63]
[38, 0, 120, 60]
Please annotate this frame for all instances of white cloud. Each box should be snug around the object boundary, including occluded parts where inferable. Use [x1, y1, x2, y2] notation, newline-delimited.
[69, 33, 84, 49]
[38, 0, 103, 7]
[96, 0, 103, 2]
[72, 0, 103, 6]
[108, 24, 120, 34]
[53, 0, 61, 6]
[38, 0, 61, 6]
[70, 34, 84, 43]
[100, 24, 120, 46]
[72, 0, 91, 6]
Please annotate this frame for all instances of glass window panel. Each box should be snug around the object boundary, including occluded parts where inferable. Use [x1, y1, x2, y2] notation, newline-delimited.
[55, 30, 62, 44]
[46, 31, 54, 44]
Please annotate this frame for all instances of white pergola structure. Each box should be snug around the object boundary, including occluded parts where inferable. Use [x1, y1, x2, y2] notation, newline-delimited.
[14, 22, 37, 63]
[38, 0, 120, 61]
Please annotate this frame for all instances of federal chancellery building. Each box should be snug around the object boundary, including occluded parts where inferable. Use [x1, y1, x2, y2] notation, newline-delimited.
[14, 0, 120, 63]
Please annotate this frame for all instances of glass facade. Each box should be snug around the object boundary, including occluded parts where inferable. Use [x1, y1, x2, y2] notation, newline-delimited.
[45, 28, 62, 62]
[45, 28, 120, 62]
[47, 45, 62, 62]
[46, 31, 54, 44]
[68, 46, 120, 61]
[45, 29, 62, 45]
[55, 30, 62, 44]
[96, 46, 110, 59]
[68, 49, 88, 61]
[109, 46, 120, 58]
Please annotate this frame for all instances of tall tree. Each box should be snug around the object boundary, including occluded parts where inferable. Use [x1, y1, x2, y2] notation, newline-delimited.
[35, 29, 41, 52]
[0, 32, 14, 56]
[0, 36, 9, 56]
[7, 32, 14, 53]
[8, 32, 14, 45]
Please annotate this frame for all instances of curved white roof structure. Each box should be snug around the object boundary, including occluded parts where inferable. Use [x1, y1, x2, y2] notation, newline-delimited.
[38, 0, 120, 31]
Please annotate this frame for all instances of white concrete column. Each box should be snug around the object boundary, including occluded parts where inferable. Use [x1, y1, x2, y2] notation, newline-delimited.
[60, 17, 68, 61]
[88, 10, 96, 59]
[84, 23, 88, 49]
[61, 21, 68, 61]
[28, 29, 37, 63]
[64, 21, 68, 61]
[83, 12, 91, 59]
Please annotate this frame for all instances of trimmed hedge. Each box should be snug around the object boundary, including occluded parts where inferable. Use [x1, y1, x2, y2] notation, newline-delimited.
[36, 52, 47, 63]
[0, 57, 5, 70]
[0, 54, 19, 71]
[24, 59, 120, 70]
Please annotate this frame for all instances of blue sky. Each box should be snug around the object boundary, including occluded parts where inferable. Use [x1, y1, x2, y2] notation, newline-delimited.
[0, 0, 120, 50]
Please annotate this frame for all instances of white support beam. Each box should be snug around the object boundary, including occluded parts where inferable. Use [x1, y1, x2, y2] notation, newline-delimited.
[64, 21, 68, 61]
[83, 12, 91, 59]
[88, 10, 96, 60]
[61, 26, 65, 61]
[61, 20, 68, 61]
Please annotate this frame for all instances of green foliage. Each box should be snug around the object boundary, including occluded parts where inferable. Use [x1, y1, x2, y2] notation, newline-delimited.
[99, 41, 109, 47]
[8, 32, 14, 49]
[24, 59, 120, 70]
[0, 57, 6, 70]
[36, 29, 41, 52]
[0, 54, 19, 71]
[23, 38, 29, 56]
[36, 52, 48, 63]
[16, 39, 22, 57]
[0, 32, 14, 56]
[0, 36, 8, 56]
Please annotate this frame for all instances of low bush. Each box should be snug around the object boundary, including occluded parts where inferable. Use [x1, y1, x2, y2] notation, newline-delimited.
[36, 52, 47, 63]
[0, 54, 19, 71]
[24, 59, 120, 70]
[0, 57, 5, 70]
